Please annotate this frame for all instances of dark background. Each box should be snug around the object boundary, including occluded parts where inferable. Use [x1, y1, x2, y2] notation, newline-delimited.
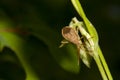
[0, 0, 120, 80]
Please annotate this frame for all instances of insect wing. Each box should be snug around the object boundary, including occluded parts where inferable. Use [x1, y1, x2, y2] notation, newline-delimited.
[62, 26, 79, 45]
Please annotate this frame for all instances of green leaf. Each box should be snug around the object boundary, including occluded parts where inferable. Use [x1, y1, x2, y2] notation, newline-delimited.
[0, 19, 40, 80]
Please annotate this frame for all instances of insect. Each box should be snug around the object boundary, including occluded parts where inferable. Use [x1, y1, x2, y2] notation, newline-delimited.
[60, 26, 92, 67]
[61, 26, 81, 46]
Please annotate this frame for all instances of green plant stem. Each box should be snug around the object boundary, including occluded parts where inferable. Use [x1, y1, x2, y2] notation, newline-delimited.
[71, 0, 113, 79]
[98, 47, 113, 80]
[71, 0, 99, 44]
[93, 53, 108, 80]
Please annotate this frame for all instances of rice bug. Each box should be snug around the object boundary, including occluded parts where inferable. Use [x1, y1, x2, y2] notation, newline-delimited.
[60, 26, 91, 67]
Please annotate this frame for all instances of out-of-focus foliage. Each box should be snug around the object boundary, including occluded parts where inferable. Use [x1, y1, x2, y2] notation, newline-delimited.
[0, 0, 120, 80]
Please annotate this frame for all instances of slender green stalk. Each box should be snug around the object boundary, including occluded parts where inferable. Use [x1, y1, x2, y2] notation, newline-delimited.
[71, 0, 99, 44]
[93, 53, 108, 80]
[71, 0, 113, 79]
[98, 47, 113, 80]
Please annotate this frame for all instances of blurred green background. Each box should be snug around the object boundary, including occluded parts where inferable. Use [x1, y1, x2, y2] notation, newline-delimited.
[0, 0, 120, 80]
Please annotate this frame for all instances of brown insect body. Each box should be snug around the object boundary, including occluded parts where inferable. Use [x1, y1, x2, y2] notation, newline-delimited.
[61, 26, 82, 65]
[61, 26, 80, 45]
[61, 26, 91, 67]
